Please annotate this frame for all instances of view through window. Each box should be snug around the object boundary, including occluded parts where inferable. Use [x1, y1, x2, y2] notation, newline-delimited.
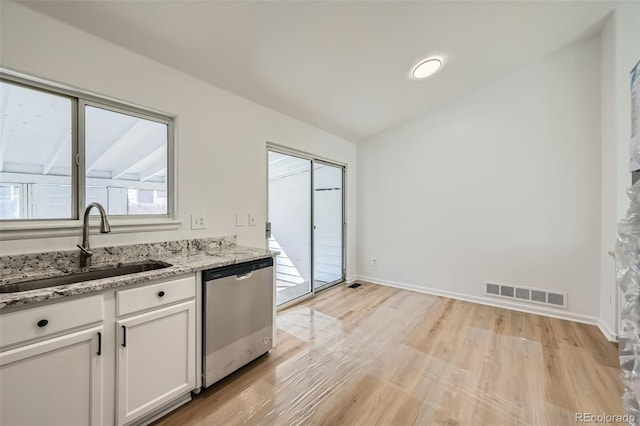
[0, 79, 171, 220]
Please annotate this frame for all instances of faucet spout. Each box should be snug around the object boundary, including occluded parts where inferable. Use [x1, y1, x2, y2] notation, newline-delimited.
[78, 202, 111, 267]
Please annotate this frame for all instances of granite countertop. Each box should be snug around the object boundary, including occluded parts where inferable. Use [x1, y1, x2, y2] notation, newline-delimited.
[0, 236, 277, 310]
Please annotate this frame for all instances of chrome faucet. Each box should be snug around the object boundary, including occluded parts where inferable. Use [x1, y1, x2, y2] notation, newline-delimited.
[77, 202, 111, 267]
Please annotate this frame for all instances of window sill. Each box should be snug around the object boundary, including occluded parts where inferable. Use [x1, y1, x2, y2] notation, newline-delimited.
[0, 218, 182, 241]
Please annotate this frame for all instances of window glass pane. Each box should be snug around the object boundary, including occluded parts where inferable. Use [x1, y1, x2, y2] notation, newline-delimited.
[85, 105, 168, 215]
[107, 187, 127, 215]
[31, 184, 72, 218]
[0, 81, 73, 219]
[86, 186, 108, 208]
[0, 184, 21, 219]
[127, 189, 167, 214]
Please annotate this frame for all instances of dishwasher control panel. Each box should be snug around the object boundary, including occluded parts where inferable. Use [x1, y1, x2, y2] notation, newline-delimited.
[203, 257, 274, 281]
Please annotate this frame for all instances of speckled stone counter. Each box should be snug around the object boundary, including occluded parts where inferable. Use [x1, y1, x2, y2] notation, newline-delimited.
[0, 236, 277, 310]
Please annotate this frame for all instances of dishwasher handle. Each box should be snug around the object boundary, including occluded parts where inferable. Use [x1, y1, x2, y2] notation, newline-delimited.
[235, 271, 253, 280]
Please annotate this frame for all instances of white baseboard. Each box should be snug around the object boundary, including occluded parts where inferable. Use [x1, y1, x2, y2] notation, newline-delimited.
[345, 275, 357, 284]
[598, 319, 618, 343]
[356, 275, 602, 329]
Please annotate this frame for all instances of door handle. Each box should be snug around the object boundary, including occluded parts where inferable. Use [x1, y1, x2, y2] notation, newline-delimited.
[97, 332, 102, 356]
[122, 325, 127, 347]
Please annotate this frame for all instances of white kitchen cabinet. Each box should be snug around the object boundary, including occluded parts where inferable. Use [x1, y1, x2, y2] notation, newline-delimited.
[116, 300, 196, 426]
[0, 326, 104, 426]
[0, 273, 198, 426]
[0, 294, 103, 348]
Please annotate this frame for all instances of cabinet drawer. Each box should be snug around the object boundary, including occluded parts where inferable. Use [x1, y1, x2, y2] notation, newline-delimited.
[117, 275, 195, 317]
[0, 294, 103, 349]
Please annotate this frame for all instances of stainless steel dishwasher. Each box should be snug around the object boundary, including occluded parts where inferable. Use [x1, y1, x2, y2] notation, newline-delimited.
[202, 258, 274, 387]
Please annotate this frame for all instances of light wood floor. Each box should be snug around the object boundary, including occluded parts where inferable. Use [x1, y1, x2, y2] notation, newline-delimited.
[154, 282, 623, 426]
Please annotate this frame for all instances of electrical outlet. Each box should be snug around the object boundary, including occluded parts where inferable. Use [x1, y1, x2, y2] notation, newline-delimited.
[248, 213, 256, 227]
[236, 213, 246, 227]
[372, 258, 378, 267]
[191, 214, 205, 230]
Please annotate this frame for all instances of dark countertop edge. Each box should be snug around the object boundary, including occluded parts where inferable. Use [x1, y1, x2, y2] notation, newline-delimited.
[0, 247, 278, 311]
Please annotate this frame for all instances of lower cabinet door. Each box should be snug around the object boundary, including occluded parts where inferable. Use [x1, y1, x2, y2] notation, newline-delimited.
[116, 301, 196, 426]
[0, 326, 104, 426]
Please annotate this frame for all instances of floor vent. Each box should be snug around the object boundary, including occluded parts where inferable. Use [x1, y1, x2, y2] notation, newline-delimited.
[485, 281, 567, 309]
[348, 283, 362, 289]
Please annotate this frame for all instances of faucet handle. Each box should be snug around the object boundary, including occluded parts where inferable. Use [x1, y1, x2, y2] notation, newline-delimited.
[76, 244, 93, 256]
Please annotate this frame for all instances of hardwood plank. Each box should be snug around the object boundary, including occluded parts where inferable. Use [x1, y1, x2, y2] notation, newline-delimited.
[154, 282, 623, 426]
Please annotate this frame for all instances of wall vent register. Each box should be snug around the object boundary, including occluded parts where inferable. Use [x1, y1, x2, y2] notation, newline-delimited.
[485, 281, 567, 309]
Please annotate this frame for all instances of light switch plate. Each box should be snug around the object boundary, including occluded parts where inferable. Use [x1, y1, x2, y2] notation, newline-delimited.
[191, 214, 205, 230]
[248, 213, 256, 227]
[236, 213, 246, 227]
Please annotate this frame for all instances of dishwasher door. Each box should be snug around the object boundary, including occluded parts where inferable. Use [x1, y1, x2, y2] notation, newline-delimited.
[203, 259, 274, 387]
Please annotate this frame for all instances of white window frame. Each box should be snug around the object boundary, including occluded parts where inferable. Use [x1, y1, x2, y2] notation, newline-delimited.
[0, 70, 179, 240]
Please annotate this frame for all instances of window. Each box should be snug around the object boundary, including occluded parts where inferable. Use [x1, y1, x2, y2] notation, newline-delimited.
[0, 82, 73, 219]
[0, 76, 173, 221]
[84, 104, 169, 216]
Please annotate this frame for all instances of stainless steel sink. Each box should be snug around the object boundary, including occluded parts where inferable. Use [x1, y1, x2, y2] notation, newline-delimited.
[0, 261, 172, 293]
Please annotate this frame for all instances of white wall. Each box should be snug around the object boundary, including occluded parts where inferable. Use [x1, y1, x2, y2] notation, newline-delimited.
[357, 36, 602, 320]
[600, 4, 640, 339]
[600, 14, 618, 338]
[0, 2, 357, 281]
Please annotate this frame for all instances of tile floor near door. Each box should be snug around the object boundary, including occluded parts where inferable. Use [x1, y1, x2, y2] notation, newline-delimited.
[155, 282, 623, 426]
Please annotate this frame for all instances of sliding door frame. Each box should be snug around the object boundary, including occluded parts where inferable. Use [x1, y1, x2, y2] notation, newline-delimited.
[312, 158, 346, 292]
[266, 143, 346, 310]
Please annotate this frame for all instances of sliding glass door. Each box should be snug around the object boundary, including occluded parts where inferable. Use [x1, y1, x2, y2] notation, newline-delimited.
[268, 148, 345, 306]
[268, 151, 312, 306]
[313, 161, 344, 290]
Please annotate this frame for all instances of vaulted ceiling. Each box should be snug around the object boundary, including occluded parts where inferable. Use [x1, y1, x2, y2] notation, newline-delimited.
[19, 1, 618, 142]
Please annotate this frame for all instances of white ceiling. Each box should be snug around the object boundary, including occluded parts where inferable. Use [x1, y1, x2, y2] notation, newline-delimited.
[19, 1, 618, 142]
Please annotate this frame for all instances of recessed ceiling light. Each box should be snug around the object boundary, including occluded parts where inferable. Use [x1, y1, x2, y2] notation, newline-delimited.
[411, 58, 442, 80]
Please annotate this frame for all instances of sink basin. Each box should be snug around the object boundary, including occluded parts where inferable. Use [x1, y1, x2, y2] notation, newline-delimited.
[0, 261, 172, 293]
